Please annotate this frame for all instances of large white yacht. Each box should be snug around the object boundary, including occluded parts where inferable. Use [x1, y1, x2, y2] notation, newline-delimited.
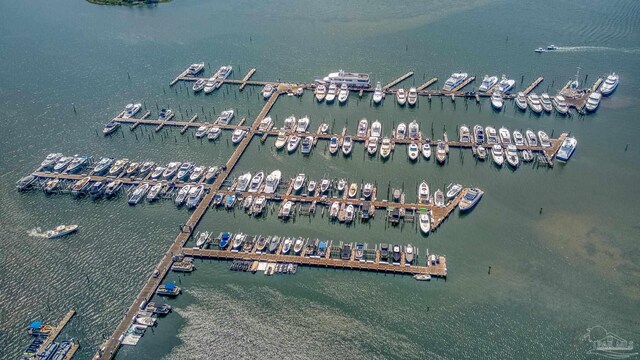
[585, 92, 602, 112]
[321, 70, 370, 88]
[556, 137, 577, 161]
[478, 75, 498, 92]
[497, 75, 516, 93]
[599, 73, 619, 95]
[372, 82, 384, 104]
[443, 73, 468, 91]
[325, 83, 337, 103]
[264, 170, 281, 194]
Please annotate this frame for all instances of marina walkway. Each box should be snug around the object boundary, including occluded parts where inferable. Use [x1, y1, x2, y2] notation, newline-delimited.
[36, 308, 76, 355]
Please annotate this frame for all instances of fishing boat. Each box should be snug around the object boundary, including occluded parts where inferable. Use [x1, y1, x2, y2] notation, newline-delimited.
[195, 125, 208, 138]
[104, 180, 122, 197]
[585, 92, 602, 112]
[446, 183, 462, 199]
[540, 93, 553, 112]
[41, 153, 63, 170]
[506, 145, 520, 168]
[280, 201, 293, 218]
[372, 81, 384, 104]
[150, 166, 165, 180]
[370, 120, 382, 137]
[103, 120, 120, 135]
[215, 109, 235, 125]
[525, 129, 538, 147]
[125, 162, 140, 177]
[479, 75, 498, 92]
[225, 194, 237, 208]
[320, 178, 330, 193]
[236, 172, 251, 192]
[146, 182, 162, 202]
[392, 244, 402, 263]
[262, 84, 275, 99]
[497, 75, 516, 93]
[357, 118, 369, 137]
[329, 201, 340, 219]
[436, 141, 447, 164]
[296, 116, 310, 133]
[341, 136, 353, 156]
[418, 181, 430, 202]
[162, 162, 181, 179]
[459, 188, 484, 212]
[421, 141, 431, 159]
[274, 131, 288, 150]
[281, 237, 293, 254]
[434, 189, 445, 207]
[473, 125, 485, 145]
[337, 179, 347, 192]
[552, 95, 569, 115]
[599, 73, 619, 95]
[122, 103, 142, 119]
[405, 244, 415, 263]
[491, 144, 504, 166]
[443, 73, 468, 91]
[485, 126, 498, 144]
[325, 83, 337, 103]
[329, 136, 339, 155]
[174, 185, 191, 206]
[491, 91, 503, 110]
[176, 162, 193, 181]
[527, 93, 543, 113]
[515, 92, 528, 111]
[186, 185, 205, 208]
[538, 131, 551, 147]
[419, 210, 431, 234]
[156, 282, 181, 296]
[287, 135, 301, 153]
[459, 125, 471, 143]
[192, 79, 206, 92]
[66, 155, 89, 174]
[128, 183, 150, 205]
[293, 174, 305, 192]
[248, 171, 264, 193]
[263, 170, 281, 194]
[43, 178, 60, 193]
[258, 116, 273, 132]
[407, 87, 418, 106]
[71, 176, 91, 196]
[380, 138, 392, 159]
[396, 88, 407, 105]
[499, 127, 512, 146]
[231, 129, 246, 144]
[315, 84, 327, 102]
[300, 136, 313, 155]
[476, 145, 487, 160]
[88, 181, 105, 199]
[367, 137, 378, 155]
[348, 183, 358, 198]
[338, 83, 349, 103]
[92, 157, 113, 175]
[556, 137, 577, 161]
[344, 204, 355, 223]
[362, 183, 373, 198]
[46, 224, 78, 239]
[407, 142, 419, 161]
[195, 231, 210, 248]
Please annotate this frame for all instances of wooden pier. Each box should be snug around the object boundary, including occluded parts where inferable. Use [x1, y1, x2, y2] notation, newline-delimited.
[129, 111, 150, 131]
[180, 114, 199, 134]
[416, 77, 437, 92]
[36, 308, 77, 355]
[522, 77, 544, 95]
[238, 68, 257, 91]
[382, 71, 414, 91]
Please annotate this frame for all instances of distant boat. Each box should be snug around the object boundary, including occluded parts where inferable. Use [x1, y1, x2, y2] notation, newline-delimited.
[46, 225, 78, 239]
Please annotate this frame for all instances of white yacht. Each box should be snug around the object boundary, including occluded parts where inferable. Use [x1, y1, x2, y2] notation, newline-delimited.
[395, 122, 406, 140]
[207, 126, 222, 141]
[283, 115, 296, 131]
[236, 172, 252, 192]
[443, 73, 468, 91]
[599, 73, 619, 95]
[215, 109, 234, 125]
[258, 116, 273, 132]
[174, 185, 191, 206]
[46, 225, 79, 239]
[419, 211, 431, 234]
[485, 126, 498, 145]
[497, 75, 516, 93]
[527, 93, 543, 114]
[407, 142, 419, 161]
[315, 84, 326, 102]
[473, 125, 485, 145]
[407, 87, 418, 106]
[370, 120, 382, 137]
[203, 76, 217, 94]
[248, 171, 265, 193]
[342, 136, 353, 156]
[459, 188, 484, 212]
[195, 125, 208, 138]
[192, 79, 206, 92]
[231, 129, 246, 144]
[338, 83, 349, 103]
[274, 131, 287, 150]
[538, 131, 551, 147]
[357, 118, 369, 137]
[479, 75, 498, 92]
[367, 137, 378, 155]
[540, 93, 553, 112]
[293, 174, 306, 192]
[296, 116, 310, 133]
[287, 135, 301, 153]
[329, 136, 339, 155]
[515, 92, 528, 111]
[556, 137, 577, 161]
[263, 170, 281, 194]
[186, 62, 205, 75]
[262, 84, 275, 99]
[525, 129, 538, 147]
[491, 145, 504, 166]
[421, 141, 431, 159]
[499, 127, 511, 146]
[585, 92, 602, 112]
[189, 166, 205, 182]
[446, 183, 462, 199]
[491, 91, 504, 110]
[512, 130, 524, 146]
[506, 145, 519, 168]
[380, 138, 392, 159]
[436, 141, 447, 164]
[552, 95, 569, 115]
[418, 181, 430, 203]
[372, 82, 384, 104]
[41, 153, 64, 170]
[396, 88, 407, 106]
[459, 125, 471, 143]
[408, 120, 419, 139]
[325, 83, 337, 103]
[122, 103, 142, 119]
[321, 70, 370, 88]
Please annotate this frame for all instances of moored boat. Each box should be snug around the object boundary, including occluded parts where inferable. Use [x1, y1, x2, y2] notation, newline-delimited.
[527, 93, 543, 113]
[459, 188, 483, 212]
[407, 142, 419, 161]
[103, 120, 120, 136]
[396, 88, 407, 105]
[506, 145, 520, 168]
[231, 129, 247, 144]
[274, 131, 288, 150]
[407, 87, 418, 106]
[443, 73, 468, 91]
[479, 75, 498, 92]
[540, 93, 553, 112]
[491, 91, 503, 110]
[585, 92, 602, 112]
[552, 95, 569, 115]
[419, 210, 431, 234]
[128, 183, 149, 205]
[341, 136, 353, 156]
[515, 92, 528, 111]
[491, 144, 504, 166]
[556, 136, 577, 161]
[599, 73, 619, 95]
[372, 82, 383, 104]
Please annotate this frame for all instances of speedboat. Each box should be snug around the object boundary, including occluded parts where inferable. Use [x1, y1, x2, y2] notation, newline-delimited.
[436, 141, 447, 164]
[538, 131, 551, 147]
[405, 244, 415, 263]
[491, 91, 503, 110]
[599, 73, 619, 95]
[122, 103, 142, 119]
[162, 162, 181, 179]
[407, 142, 419, 161]
[41, 153, 63, 170]
[434, 189, 445, 207]
[459, 125, 471, 143]
[258, 116, 273, 132]
[92, 157, 114, 175]
[476, 145, 487, 160]
[186, 185, 205, 208]
[225, 194, 237, 208]
[320, 178, 330, 193]
[527, 93, 543, 114]
[348, 183, 358, 198]
[499, 127, 511, 146]
[525, 129, 538, 147]
[515, 92, 528, 111]
[215, 109, 235, 125]
[66, 155, 89, 174]
[248, 171, 264, 192]
[301, 136, 313, 155]
[232, 233, 246, 250]
[396, 88, 407, 106]
[392, 245, 401, 263]
[15, 175, 36, 191]
[485, 126, 498, 144]
[556, 137, 577, 161]
[218, 232, 232, 249]
[344, 204, 354, 223]
[315, 84, 327, 102]
[274, 131, 288, 150]
[357, 118, 369, 137]
[506, 145, 519, 168]
[479, 75, 498, 92]
[264, 170, 281, 194]
[419, 211, 431, 234]
[287, 135, 301, 153]
[189, 166, 205, 182]
[296, 116, 310, 133]
[192, 79, 206, 92]
[407, 87, 418, 106]
[362, 183, 373, 198]
[497, 75, 515, 93]
[207, 126, 222, 140]
[547, 44, 558, 50]
[372, 82, 384, 104]
[319, 123, 329, 134]
[195, 231, 210, 248]
[459, 188, 484, 212]
[338, 83, 349, 103]
[491, 144, 504, 166]
[540, 93, 553, 112]
[380, 138, 392, 159]
[268, 236, 280, 253]
[367, 137, 378, 155]
[204, 166, 219, 183]
[443, 73, 468, 91]
[262, 84, 275, 99]
[446, 183, 462, 199]
[43, 178, 60, 193]
[408, 120, 419, 139]
[124, 162, 140, 177]
[337, 179, 347, 192]
[128, 183, 150, 205]
[215, 65, 232, 81]
[585, 92, 602, 112]
[104, 180, 122, 197]
[370, 120, 382, 137]
[187, 62, 205, 75]
[395, 123, 406, 140]
[46, 225, 78, 239]
[512, 130, 525, 146]
[150, 166, 165, 180]
[139, 161, 155, 177]
[325, 83, 337, 103]
[231, 129, 246, 144]
[473, 125, 485, 145]
[418, 181, 430, 202]
[329, 201, 340, 219]
[174, 185, 191, 206]
[552, 95, 569, 115]
[307, 180, 317, 194]
[176, 162, 194, 181]
[280, 201, 293, 219]
[534, 47, 545, 53]
[329, 136, 339, 155]
[146, 182, 162, 201]
[203, 76, 217, 93]
[341, 136, 353, 156]
[281, 237, 293, 253]
[236, 172, 252, 192]
[103, 121, 120, 135]
[293, 174, 305, 192]
[195, 126, 208, 138]
[421, 141, 431, 159]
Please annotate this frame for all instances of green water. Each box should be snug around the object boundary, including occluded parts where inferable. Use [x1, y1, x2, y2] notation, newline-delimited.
[1, 0, 639, 358]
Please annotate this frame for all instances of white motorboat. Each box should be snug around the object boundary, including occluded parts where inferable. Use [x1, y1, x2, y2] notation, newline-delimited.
[287, 135, 301, 153]
[421, 141, 431, 159]
[207, 126, 222, 140]
[146, 182, 163, 202]
[92, 157, 113, 175]
[231, 129, 246, 144]
[283, 115, 296, 131]
[274, 131, 287, 150]
[476, 145, 487, 160]
[204, 166, 219, 183]
[534, 47, 545, 53]
[357, 118, 369, 137]
[436, 141, 447, 164]
[296, 116, 310, 133]
[307, 180, 317, 194]
[367, 136, 378, 155]
[372, 82, 384, 104]
[348, 183, 358, 198]
[319, 123, 329, 134]
[497, 75, 515, 93]
[443, 73, 468, 91]
[473, 125, 485, 145]
[370, 120, 382, 137]
[215, 109, 234, 125]
[547, 44, 558, 50]
[540, 93, 553, 112]
[236, 172, 252, 192]
[41, 153, 64, 170]
[479, 75, 498, 92]
[176, 162, 194, 181]
[300, 136, 313, 155]
[107, 158, 129, 176]
[418, 181, 430, 202]
[103, 120, 120, 136]
[512, 130, 525, 146]
[433, 189, 445, 207]
[599, 73, 619, 95]
[552, 95, 569, 115]
[446, 184, 462, 199]
[195, 231, 210, 248]
[215, 65, 232, 80]
[407, 87, 418, 106]
[338, 83, 349, 103]
[459, 188, 484, 212]
[380, 138, 392, 159]
[491, 91, 504, 110]
[203, 76, 217, 94]
[186, 62, 205, 75]
[491, 144, 504, 166]
[158, 108, 173, 121]
[506, 145, 519, 168]
[329, 201, 340, 219]
[192, 79, 206, 92]
[527, 93, 543, 113]
[408, 120, 419, 139]
[248, 171, 265, 193]
[189, 166, 205, 182]
[499, 127, 511, 146]
[325, 83, 337, 103]
[320, 178, 331, 193]
[342, 136, 353, 156]
[556, 136, 577, 161]
[337, 179, 347, 192]
[395, 122, 406, 140]
[315, 84, 327, 102]
[459, 125, 471, 143]
[186, 185, 205, 209]
[538, 131, 551, 147]
[195, 125, 208, 138]
[128, 183, 150, 205]
[485, 126, 498, 145]
[344, 204, 354, 223]
[46, 225, 79, 239]
[321, 70, 370, 88]
[419, 211, 431, 234]
[407, 142, 419, 161]
[263, 170, 281, 194]
[329, 136, 339, 155]
[525, 129, 538, 147]
[258, 116, 273, 132]
[122, 103, 142, 119]
[150, 166, 165, 179]
[515, 92, 528, 111]
[522, 149, 534, 162]
[585, 92, 602, 112]
[396, 88, 407, 106]
[262, 84, 275, 99]
[293, 174, 305, 192]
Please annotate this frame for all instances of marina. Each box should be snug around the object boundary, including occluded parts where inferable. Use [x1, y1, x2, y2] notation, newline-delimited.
[22, 308, 79, 360]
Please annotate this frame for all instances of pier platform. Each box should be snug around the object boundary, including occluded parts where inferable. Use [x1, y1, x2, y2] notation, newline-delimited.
[36, 308, 76, 354]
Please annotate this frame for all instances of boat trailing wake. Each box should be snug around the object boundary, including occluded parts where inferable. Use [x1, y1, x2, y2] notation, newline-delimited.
[552, 46, 640, 54]
[27, 228, 47, 238]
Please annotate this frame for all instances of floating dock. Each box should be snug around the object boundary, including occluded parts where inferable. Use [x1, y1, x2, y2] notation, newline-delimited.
[382, 71, 414, 91]
[238, 68, 257, 91]
[522, 77, 544, 95]
[35, 308, 78, 356]
[416, 77, 438, 92]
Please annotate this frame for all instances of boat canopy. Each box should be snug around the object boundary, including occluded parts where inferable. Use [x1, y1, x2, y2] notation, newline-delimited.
[29, 321, 43, 329]
[164, 282, 176, 290]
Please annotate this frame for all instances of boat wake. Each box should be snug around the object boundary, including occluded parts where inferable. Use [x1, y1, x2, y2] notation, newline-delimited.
[27, 227, 47, 238]
[551, 46, 640, 54]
